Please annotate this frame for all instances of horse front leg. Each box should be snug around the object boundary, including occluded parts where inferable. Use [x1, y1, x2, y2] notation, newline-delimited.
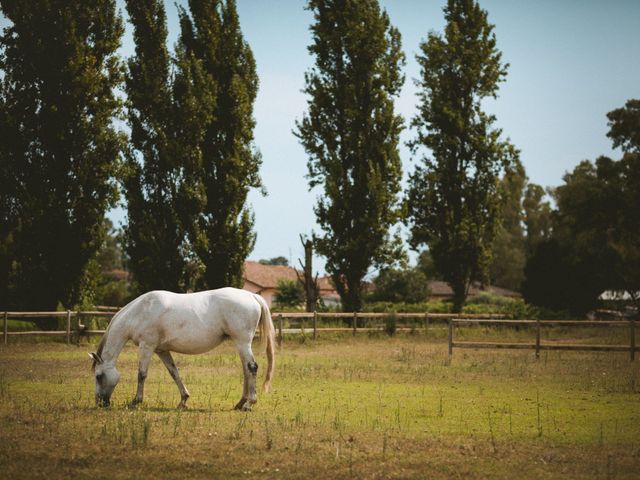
[130, 343, 153, 407]
[157, 351, 190, 409]
[234, 343, 258, 411]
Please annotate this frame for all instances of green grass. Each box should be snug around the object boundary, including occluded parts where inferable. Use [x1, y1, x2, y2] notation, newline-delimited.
[1, 332, 639, 479]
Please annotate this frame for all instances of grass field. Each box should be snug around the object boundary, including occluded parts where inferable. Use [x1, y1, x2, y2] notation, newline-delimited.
[1, 331, 639, 479]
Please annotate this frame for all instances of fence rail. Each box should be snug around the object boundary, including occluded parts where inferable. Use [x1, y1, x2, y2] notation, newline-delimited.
[2, 309, 502, 345]
[448, 318, 638, 361]
[3, 311, 637, 361]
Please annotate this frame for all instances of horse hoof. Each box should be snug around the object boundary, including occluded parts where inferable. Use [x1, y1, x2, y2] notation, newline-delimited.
[241, 403, 252, 412]
[127, 400, 141, 409]
[177, 403, 188, 410]
[233, 398, 248, 411]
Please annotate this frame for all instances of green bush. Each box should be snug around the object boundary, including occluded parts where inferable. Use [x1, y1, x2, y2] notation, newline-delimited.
[371, 268, 429, 304]
[383, 314, 397, 336]
[465, 291, 513, 306]
[273, 280, 304, 308]
[363, 300, 452, 314]
[364, 297, 573, 320]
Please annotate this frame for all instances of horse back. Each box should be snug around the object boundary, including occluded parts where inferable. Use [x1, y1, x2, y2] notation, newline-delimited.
[127, 288, 261, 354]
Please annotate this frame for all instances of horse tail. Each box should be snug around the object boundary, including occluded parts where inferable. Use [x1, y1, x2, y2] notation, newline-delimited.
[254, 294, 275, 393]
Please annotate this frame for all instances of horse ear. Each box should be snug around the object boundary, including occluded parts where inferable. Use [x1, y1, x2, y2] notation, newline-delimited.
[88, 352, 103, 364]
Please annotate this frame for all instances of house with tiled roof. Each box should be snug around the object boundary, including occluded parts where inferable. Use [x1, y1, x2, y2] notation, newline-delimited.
[427, 280, 521, 300]
[242, 261, 339, 308]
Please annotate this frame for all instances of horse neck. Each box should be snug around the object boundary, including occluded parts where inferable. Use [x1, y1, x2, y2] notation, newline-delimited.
[99, 314, 130, 366]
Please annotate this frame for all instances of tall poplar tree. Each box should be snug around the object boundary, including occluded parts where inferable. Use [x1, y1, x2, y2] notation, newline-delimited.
[489, 159, 526, 290]
[177, 0, 262, 289]
[123, 0, 207, 293]
[0, 0, 124, 314]
[295, 0, 405, 312]
[406, 0, 516, 312]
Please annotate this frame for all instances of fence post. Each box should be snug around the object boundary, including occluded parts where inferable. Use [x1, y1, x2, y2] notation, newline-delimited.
[424, 312, 429, 335]
[352, 312, 357, 336]
[630, 318, 636, 362]
[448, 319, 453, 358]
[313, 311, 317, 340]
[3, 312, 7, 345]
[535, 318, 541, 359]
[277, 314, 283, 347]
[76, 311, 82, 345]
[66, 310, 72, 345]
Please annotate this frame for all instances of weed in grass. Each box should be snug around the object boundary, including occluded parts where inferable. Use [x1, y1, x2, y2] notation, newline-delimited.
[264, 419, 273, 450]
[172, 410, 182, 437]
[382, 430, 388, 459]
[536, 390, 543, 438]
[230, 412, 249, 440]
[508, 404, 513, 435]
[0, 371, 8, 398]
[487, 407, 497, 453]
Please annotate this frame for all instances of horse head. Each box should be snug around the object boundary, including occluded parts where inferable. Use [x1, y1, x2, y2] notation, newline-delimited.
[89, 352, 120, 407]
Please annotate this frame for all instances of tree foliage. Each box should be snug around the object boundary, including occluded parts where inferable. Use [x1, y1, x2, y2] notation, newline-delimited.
[522, 182, 553, 258]
[259, 257, 289, 266]
[416, 250, 440, 281]
[177, 0, 263, 290]
[0, 0, 124, 316]
[489, 159, 526, 290]
[87, 219, 133, 307]
[406, 0, 516, 312]
[371, 268, 428, 304]
[274, 279, 304, 308]
[524, 158, 628, 315]
[524, 99, 640, 315]
[123, 0, 261, 293]
[607, 99, 640, 154]
[296, 0, 406, 312]
[123, 0, 205, 293]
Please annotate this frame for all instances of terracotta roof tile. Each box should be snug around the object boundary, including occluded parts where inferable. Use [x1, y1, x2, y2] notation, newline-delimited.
[427, 280, 521, 298]
[244, 261, 299, 288]
[244, 261, 339, 295]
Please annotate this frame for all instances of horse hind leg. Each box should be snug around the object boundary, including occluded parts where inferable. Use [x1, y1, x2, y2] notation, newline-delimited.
[157, 351, 191, 409]
[234, 343, 258, 411]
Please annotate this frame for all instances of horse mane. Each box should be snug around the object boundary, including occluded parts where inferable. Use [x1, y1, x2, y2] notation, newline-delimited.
[92, 332, 108, 370]
[91, 296, 140, 370]
[91, 307, 121, 371]
[96, 334, 109, 364]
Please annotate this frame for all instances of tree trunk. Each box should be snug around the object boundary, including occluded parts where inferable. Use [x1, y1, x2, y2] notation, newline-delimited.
[451, 281, 467, 314]
[344, 278, 363, 322]
[297, 237, 319, 312]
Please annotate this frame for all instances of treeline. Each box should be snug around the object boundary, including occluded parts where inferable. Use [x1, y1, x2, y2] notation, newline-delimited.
[0, 0, 261, 313]
[297, 0, 638, 315]
[0, 0, 637, 318]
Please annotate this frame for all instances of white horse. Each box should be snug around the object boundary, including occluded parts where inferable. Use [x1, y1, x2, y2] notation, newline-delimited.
[89, 287, 275, 411]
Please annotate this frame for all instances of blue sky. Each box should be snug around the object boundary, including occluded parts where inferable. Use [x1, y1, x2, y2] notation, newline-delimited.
[15, 1, 640, 276]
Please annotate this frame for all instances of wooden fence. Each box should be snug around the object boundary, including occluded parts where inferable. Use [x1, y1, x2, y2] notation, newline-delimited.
[1, 310, 502, 345]
[2, 310, 116, 345]
[269, 312, 504, 345]
[448, 318, 638, 361]
[3, 311, 637, 361]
